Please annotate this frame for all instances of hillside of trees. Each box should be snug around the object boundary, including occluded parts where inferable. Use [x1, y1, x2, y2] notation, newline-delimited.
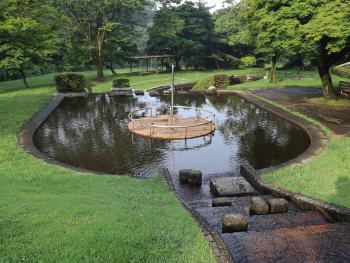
[0, 0, 349, 97]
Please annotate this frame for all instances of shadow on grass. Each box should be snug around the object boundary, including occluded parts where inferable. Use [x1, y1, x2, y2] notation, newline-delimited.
[328, 176, 350, 208]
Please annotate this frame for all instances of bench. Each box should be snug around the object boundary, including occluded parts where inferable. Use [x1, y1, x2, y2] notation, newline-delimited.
[339, 81, 350, 96]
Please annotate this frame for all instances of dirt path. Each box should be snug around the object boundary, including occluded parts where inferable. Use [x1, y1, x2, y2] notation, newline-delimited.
[253, 87, 350, 137]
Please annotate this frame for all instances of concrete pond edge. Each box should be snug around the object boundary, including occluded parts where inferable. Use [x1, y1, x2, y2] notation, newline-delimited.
[217, 89, 350, 222]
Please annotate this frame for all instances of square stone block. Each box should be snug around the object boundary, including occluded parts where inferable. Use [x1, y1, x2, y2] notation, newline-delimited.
[250, 197, 269, 215]
[268, 198, 289, 214]
[222, 214, 248, 233]
[212, 197, 234, 207]
[179, 169, 192, 184]
[210, 177, 257, 197]
[188, 170, 202, 186]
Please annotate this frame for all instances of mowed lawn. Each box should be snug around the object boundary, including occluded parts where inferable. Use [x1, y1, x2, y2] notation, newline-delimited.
[1, 68, 349, 261]
[0, 86, 215, 261]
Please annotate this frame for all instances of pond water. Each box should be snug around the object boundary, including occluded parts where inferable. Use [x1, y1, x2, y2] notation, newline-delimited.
[34, 94, 311, 177]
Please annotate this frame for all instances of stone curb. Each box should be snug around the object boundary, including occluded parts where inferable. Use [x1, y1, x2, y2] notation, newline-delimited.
[241, 163, 350, 223]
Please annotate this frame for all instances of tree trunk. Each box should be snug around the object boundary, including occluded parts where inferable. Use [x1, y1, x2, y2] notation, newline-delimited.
[104, 63, 117, 75]
[318, 64, 335, 98]
[270, 56, 277, 83]
[20, 69, 29, 88]
[95, 35, 105, 82]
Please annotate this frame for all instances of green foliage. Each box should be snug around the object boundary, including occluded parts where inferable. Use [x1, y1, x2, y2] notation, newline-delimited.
[56, 0, 151, 81]
[240, 56, 257, 68]
[0, 0, 59, 87]
[193, 76, 215, 90]
[193, 74, 230, 90]
[112, 78, 130, 88]
[54, 72, 88, 93]
[147, 2, 222, 69]
[213, 74, 230, 89]
[333, 66, 350, 79]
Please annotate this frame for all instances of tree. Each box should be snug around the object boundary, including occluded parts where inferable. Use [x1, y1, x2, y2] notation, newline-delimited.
[247, 0, 302, 83]
[147, 6, 184, 69]
[296, 0, 350, 97]
[0, 0, 59, 88]
[56, 0, 150, 82]
[245, 0, 350, 95]
[147, 1, 219, 69]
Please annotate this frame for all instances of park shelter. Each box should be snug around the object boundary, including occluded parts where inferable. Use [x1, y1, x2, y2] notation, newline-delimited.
[128, 55, 175, 76]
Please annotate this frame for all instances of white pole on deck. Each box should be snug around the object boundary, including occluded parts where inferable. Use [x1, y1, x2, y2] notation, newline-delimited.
[171, 65, 175, 120]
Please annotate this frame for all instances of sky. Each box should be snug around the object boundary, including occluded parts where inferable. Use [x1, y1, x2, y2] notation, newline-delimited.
[200, 0, 227, 11]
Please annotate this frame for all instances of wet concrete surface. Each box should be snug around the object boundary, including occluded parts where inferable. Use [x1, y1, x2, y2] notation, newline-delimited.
[169, 169, 350, 263]
[253, 87, 350, 136]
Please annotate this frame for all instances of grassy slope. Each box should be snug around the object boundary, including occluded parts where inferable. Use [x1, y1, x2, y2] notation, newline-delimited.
[0, 88, 214, 261]
[264, 137, 350, 207]
[233, 71, 350, 208]
[246, 93, 350, 208]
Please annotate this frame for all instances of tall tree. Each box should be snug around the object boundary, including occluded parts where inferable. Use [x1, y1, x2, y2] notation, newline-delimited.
[56, 0, 150, 82]
[248, 0, 302, 83]
[296, 0, 350, 97]
[147, 1, 218, 69]
[147, 6, 185, 69]
[0, 0, 59, 88]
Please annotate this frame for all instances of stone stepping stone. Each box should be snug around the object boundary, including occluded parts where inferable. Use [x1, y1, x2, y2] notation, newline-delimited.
[248, 211, 327, 232]
[267, 198, 289, 214]
[250, 196, 269, 215]
[212, 197, 235, 207]
[222, 214, 248, 233]
[210, 177, 257, 197]
[222, 223, 350, 263]
[109, 88, 133, 96]
[134, 90, 144, 95]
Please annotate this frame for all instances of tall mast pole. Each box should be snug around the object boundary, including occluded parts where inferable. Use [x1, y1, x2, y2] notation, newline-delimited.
[171, 65, 175, 119]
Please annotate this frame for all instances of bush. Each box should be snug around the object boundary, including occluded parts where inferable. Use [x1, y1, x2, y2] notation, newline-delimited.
[54, 73, 88, 93]
[112, 78, 130, 88]
[213, 74, 230, 89]
[193, 74, 230, 90]
[240, 56, 257, 68]
[333, 66, 350, 79]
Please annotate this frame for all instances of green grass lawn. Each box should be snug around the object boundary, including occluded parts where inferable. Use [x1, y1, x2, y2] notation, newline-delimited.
[249, 94, 350, 208]
[0, 87, 215, 262]
[233, 69, 347, 90]
[1, 68, 350, 261]
[264, 137, 350, 207]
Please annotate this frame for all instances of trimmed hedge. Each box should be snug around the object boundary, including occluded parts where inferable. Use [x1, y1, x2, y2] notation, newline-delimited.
[193, 74, 230, 90]
[240, 56, 257, 68]
[54, 73, 88, 93]
[113, 78, 130, 88]
[333, 66, 350, 79]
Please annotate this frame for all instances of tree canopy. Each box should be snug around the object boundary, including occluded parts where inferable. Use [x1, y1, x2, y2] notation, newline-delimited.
[0, 0, 59, 87]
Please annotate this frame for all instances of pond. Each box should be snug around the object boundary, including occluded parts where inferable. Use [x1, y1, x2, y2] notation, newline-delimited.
[33, 94, 311, 177]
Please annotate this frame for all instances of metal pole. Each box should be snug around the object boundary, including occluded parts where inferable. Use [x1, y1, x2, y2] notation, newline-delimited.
[171, 65, 175, 121]
[139, 59, 142, 78]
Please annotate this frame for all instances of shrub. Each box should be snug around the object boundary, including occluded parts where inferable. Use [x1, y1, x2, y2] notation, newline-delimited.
[333, 66, 350, 79]
[213, 74, 230, 89]
[112, 78, 130, 88]
[193, 75, 214, 90]
[193, 74, 230, 90]
[54, 73, 88, 93]
[240, 56, 257, 68]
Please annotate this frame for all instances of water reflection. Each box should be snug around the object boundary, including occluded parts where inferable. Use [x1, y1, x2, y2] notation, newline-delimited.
[34, 94, 310, 177]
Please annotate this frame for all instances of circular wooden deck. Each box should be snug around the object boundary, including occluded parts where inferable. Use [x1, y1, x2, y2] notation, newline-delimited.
[128, 115, 216, 140]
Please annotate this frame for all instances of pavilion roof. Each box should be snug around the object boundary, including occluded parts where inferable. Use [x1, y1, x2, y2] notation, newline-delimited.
[128, 55, 175, 59]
